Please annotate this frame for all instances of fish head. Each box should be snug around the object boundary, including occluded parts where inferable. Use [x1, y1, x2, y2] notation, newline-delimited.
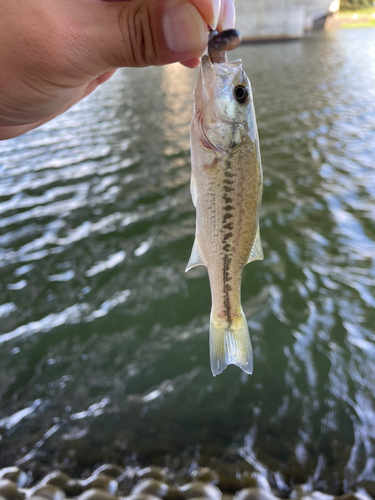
[193, 55, 257, 155]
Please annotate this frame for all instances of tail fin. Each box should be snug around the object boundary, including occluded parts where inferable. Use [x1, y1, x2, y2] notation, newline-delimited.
[210, 310, 253, 376]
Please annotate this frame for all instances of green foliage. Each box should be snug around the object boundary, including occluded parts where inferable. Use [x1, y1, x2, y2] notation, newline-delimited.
[340, 0, 373, 10]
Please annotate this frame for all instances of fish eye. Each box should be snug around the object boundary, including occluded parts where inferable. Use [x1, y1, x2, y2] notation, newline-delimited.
[234, 85, 249, 104]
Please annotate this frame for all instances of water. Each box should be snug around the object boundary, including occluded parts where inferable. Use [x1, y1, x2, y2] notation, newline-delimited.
[1, 28, 375, 494]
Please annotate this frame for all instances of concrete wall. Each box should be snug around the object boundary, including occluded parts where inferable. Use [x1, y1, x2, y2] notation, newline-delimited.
[299, 0, 340, 29]
[235, 0, 340, 40]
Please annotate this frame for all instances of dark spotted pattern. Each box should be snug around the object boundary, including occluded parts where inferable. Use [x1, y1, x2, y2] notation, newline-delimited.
[221, 159, 236, 321]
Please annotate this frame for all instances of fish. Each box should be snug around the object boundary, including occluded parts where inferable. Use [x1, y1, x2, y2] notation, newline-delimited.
[186, 29, 263, 376]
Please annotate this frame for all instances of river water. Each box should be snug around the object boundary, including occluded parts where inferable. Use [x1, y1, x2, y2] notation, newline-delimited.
[1, 28, 375, 494]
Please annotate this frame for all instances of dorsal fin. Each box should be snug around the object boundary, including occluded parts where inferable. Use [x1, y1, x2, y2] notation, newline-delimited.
[247, 225, 263, 264]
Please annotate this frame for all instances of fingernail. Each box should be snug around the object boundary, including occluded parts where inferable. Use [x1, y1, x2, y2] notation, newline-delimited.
[209, 0, 221, 30]
[163, 3, 207, 54]
[221, 0, 235, 30]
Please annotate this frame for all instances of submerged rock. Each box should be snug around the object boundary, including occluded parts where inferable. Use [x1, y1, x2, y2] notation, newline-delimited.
[165, 486, 185, 500]
[93, 466, 124, 479]
[0, 480, 24, 500]
[180, 497, 218, 500]
[77, 489, 117, 500]
[308, 492, 334, 500]
[136, 468, 168, 482]
[240, 474, 271, 493]
[234, 487, 279, 500]
[39, 473, 71, 490]
[39, 473, 83, 497]
[131, 480, 169, 498]
[290, 485, 313, 499]
[0, 469, 28, 489]
[28, 485, 66, 500]
[190, 470, 220, 486]
[123, 495, 162, 500]
[179, 481, 222, 500]
[335, 493, 373, 500]
[80, 476, 118, 496]
[355, 483, 375, 499]
[28, 497, 50, 500]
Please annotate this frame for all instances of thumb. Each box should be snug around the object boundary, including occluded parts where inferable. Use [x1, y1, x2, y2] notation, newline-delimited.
[96, 0, 218, 68]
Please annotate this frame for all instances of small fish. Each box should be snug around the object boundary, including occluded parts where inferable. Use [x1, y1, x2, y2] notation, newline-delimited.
[186, 29, 263, 376]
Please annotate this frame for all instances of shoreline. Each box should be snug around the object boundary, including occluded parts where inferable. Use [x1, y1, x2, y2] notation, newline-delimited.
[325, 9, 375, 29]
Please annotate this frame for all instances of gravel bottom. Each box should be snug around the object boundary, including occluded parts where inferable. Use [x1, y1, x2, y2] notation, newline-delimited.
[0, 465, 374, 500]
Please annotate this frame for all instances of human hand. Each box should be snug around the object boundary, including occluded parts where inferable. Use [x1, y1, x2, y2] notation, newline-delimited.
[0, 0, 235, 141]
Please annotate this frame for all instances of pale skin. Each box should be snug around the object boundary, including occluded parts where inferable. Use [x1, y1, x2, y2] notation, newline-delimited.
[0, 0, 235, 141]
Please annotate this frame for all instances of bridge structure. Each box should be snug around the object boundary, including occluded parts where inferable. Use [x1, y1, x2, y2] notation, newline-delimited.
[235, 0, 340, 41]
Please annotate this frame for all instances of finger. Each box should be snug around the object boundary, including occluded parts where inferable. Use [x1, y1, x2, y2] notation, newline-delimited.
[0, 124, 40, 141]
[82, 70, 118, 100]
[96, 69, 118, 85]
[209, 0, 221, 30]
[101, 0, 220, 29]
[93, 0, 220, 68]
[179, 57, 201, 69]
[0, 81, 96, 140]
[218, 0, 235, 31]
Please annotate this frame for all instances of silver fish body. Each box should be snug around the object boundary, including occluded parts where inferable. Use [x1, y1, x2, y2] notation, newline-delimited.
[186, 47, 263, 376]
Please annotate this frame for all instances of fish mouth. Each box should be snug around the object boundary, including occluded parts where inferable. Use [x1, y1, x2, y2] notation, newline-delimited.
[201, 55, 242, 80]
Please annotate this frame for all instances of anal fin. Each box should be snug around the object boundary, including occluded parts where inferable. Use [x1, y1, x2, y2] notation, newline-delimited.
[247, 225, 263, 264]
[185, 238, 205, 272]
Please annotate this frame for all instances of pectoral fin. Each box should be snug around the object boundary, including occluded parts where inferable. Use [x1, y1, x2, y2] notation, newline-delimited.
[247, 226, 263, 264]
[185, 238, 205, 272]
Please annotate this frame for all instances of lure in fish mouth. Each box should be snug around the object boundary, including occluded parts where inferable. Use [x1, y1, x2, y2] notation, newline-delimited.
[186, 30, 263, 376]
[208, 28, 241, 63]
